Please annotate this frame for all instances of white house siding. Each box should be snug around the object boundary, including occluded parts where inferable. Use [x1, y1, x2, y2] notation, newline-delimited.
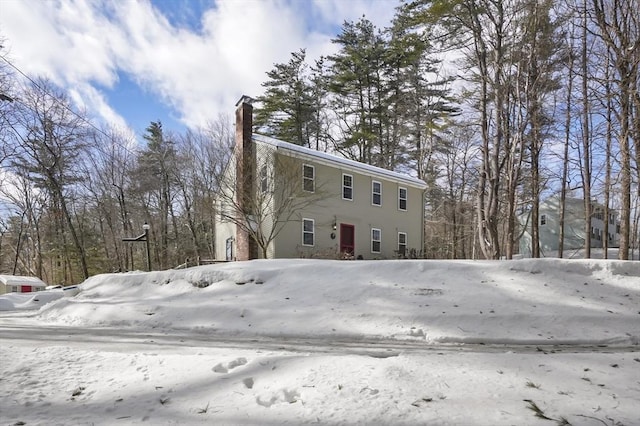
[213, 158, 238, 261]
[215, 213, 236, 261]
[0, 275, 47, 294]
[519, 196, 620, 257]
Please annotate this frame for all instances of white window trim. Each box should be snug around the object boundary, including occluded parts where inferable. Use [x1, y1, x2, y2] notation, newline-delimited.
[342, 173, 353, 201]
[372, 180, 382, 206]
[302, 218, 315, 246]
[398, 187, 407, 211]
[371, 228, 381, 253]
[303, 164, 315, 193]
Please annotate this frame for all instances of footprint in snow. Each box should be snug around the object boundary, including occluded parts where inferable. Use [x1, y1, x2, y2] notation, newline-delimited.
[256, 388, 300, 407]
[212, 357, 248, 374]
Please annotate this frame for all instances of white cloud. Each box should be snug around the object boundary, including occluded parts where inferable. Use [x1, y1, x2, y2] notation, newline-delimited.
[0, 0, 402, 130]
[67, 82, 133, 137]
[312, 0, 398, 29]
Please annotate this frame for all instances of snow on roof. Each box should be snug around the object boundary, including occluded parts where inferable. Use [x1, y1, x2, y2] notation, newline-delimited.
[252, 134, 427, 189]
[0, 275, 47, 286]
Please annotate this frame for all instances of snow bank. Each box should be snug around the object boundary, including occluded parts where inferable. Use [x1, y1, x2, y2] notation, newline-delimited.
[25, 258, 640, 346]
[0, 289, 65, 311]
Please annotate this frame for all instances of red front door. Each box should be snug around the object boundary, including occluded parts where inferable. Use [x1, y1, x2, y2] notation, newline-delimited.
[340, 224, 355, 257]
[21, 285, 32, 293]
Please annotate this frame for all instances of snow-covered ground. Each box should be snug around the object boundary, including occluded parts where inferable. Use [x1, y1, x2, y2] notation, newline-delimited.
[1, 258, 638, 425]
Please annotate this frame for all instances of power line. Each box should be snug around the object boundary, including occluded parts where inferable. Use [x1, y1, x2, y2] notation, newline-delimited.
[0, 53, 139, 157]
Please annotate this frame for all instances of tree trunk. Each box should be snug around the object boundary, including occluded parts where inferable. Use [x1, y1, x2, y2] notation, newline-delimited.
[582, 0, 592, 259]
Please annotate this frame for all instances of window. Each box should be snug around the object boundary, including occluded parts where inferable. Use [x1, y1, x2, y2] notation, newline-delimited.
[219, 200, 231, 222]
[303, 164, 315, 192]
[372, 181, 382, 206]
[342, 174, 353, 200]
[540, 214, 546, 226]
[398, 187, 407, 211]
[260, 164, 268, 193]
[302, 218, 315, 246]
[371, 228, 381, 253]
[398, 232, 407, 256]
[225, 237, 234, 261]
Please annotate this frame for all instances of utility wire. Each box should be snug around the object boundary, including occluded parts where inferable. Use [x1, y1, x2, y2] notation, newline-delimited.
[0, 53, 139, 157]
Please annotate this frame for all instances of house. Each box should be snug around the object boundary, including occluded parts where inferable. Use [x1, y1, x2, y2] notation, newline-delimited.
[0, 275, 47, 294]
[519, 195, 620, 257]
[214, 96, 427, 261]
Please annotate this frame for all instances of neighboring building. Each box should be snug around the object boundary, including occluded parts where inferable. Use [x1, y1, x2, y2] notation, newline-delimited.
[0, 275, 47, 295]
[519, 195, 620, 257]
[214, 97, 427, 261]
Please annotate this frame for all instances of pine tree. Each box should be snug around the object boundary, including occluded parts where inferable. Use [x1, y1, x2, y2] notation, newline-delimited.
[135, 121, 177, 269]
[327, 17, 388, 166]
[255, 49, 318, 147]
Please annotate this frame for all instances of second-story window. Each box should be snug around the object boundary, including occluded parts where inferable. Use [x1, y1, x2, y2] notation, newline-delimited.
[219, 200, 231, 222]
[260, 164, 268, 193]
[303, 164, 315, 192]
[372, 181, 382, 206]
[540, 214, 546, 226]
[343, 174, 353, 200]
[398, 187, 407, 211]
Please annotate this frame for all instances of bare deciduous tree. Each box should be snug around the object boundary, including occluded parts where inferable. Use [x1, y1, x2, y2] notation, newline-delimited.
[217, 145, 329, 259]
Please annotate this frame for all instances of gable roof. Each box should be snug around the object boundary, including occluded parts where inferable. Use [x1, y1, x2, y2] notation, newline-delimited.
[541, 195, 618, 214]
[252, 134, 427, 189]
[0, 275, 47, 286]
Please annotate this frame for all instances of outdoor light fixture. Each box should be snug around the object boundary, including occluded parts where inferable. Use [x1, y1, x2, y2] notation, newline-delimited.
[142, 223, 151, 272]
[122, 222, 152, 272]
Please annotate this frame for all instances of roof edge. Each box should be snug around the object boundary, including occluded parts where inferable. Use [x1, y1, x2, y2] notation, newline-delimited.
[252, 134, 427, 189]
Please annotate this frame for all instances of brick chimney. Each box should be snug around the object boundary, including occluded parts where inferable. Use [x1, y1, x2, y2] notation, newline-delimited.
[235, 95, 258, 260]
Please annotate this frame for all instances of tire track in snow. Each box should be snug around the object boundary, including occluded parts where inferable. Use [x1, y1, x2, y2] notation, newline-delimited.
[1, 322, 638, 356]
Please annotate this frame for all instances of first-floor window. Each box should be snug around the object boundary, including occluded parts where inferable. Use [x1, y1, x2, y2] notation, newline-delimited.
[540, 214, 546, 225]
[398, 232, 407, 256]
[371, 228, 381, 253]
[303, 218, 315, 246]
[225, 237, 234, 261]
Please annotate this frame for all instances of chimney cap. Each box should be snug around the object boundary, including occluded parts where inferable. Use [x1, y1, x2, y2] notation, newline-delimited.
[236, 95, 255, 107]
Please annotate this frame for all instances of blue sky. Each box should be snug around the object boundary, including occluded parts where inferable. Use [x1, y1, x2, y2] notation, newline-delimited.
[0, 0, 399, 142]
